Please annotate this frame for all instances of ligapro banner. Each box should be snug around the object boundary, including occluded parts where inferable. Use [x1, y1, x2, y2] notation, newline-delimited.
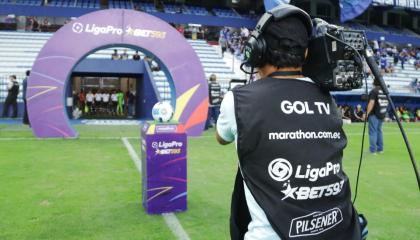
[71, 22, 167, 38]
[27, 9, 208, 138]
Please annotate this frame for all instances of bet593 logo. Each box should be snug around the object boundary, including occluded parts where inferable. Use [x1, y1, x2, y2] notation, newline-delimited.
[268, 158, 344, 201]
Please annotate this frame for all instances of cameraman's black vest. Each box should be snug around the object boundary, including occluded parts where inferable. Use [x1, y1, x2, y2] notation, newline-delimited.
[230, 77, 361, 240]
[370, 87, 388, 120]
[209, 82, 221, 106]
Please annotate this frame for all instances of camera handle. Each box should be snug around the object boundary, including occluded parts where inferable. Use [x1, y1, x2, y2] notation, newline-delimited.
[364, 48, 420, 191]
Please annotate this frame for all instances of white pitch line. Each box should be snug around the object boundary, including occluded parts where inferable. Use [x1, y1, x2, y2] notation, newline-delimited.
[121, 137, 190, 240]
[121, 137, 142, 173]
[162, 213, 191, 240]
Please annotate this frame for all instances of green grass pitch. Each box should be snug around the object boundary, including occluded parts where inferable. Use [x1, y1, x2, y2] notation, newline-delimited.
[0, 123, 419, 240]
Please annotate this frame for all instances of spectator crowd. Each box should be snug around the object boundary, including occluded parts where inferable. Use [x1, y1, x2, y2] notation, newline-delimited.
[218, 27, 250, 59]
[371, 40, 420, 93]
[338, 103, 420, 123]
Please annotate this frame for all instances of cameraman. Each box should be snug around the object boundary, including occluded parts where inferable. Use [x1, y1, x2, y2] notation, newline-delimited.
[216, 5, 367, 240]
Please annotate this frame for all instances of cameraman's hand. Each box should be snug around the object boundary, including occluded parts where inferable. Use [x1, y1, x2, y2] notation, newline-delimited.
[216, 126, 231, 145]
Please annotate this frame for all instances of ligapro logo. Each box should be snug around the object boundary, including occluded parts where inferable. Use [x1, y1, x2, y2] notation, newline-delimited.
[72, 22, 84, 33]
[72, 22, 123, 35]
[268, 158, 293, 182]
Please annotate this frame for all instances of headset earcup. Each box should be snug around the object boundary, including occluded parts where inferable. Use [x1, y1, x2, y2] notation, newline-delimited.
[242, 4, 313, 70]
[243, 35, 257, 68]
[255, 37, 266, 68]
[244, 35, 267, 68]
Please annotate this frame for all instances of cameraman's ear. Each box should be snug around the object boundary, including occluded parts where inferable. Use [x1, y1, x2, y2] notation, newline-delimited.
[304, 48, 308, 60]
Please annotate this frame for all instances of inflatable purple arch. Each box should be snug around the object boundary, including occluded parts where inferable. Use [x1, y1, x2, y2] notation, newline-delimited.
[27, 9, 208, 138]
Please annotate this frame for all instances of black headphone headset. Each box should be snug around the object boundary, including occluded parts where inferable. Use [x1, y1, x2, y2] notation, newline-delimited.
[242, 4, 313, 69]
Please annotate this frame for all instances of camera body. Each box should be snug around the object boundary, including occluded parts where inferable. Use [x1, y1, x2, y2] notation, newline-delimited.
[303, 26, 366, 91]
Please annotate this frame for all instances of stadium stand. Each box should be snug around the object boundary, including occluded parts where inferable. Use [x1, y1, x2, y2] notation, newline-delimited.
[134, 2, 157, 13]
[47, 0, 100, 8]
[0, 0, 42, 5]
[163, 3, 182, 14]
[0, 0, 419, 121]
[75, 0, 99, 8]
[183, 5, 209, 16]
[341, 22, 420, 38]
[0, 31, 240, 103]
[109, 0, 131, 9]
[2, 30, 419, 107]
[213, 8, 241, 18]
[47, 0, 74, 7]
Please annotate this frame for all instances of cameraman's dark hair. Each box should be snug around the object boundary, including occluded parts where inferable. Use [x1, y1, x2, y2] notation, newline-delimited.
[26, 70, 30, 76]
[262, 16, 309, 68]
[264, 38, 306, 68]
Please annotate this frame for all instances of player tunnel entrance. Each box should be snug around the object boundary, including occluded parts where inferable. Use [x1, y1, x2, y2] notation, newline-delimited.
[65, 44, 173, 120]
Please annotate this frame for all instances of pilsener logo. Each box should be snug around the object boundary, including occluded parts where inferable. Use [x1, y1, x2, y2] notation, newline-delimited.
[289, 208, 343, 237]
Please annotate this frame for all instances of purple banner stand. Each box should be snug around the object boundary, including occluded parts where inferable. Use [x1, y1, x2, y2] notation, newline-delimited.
[141, 122, 187, 214]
